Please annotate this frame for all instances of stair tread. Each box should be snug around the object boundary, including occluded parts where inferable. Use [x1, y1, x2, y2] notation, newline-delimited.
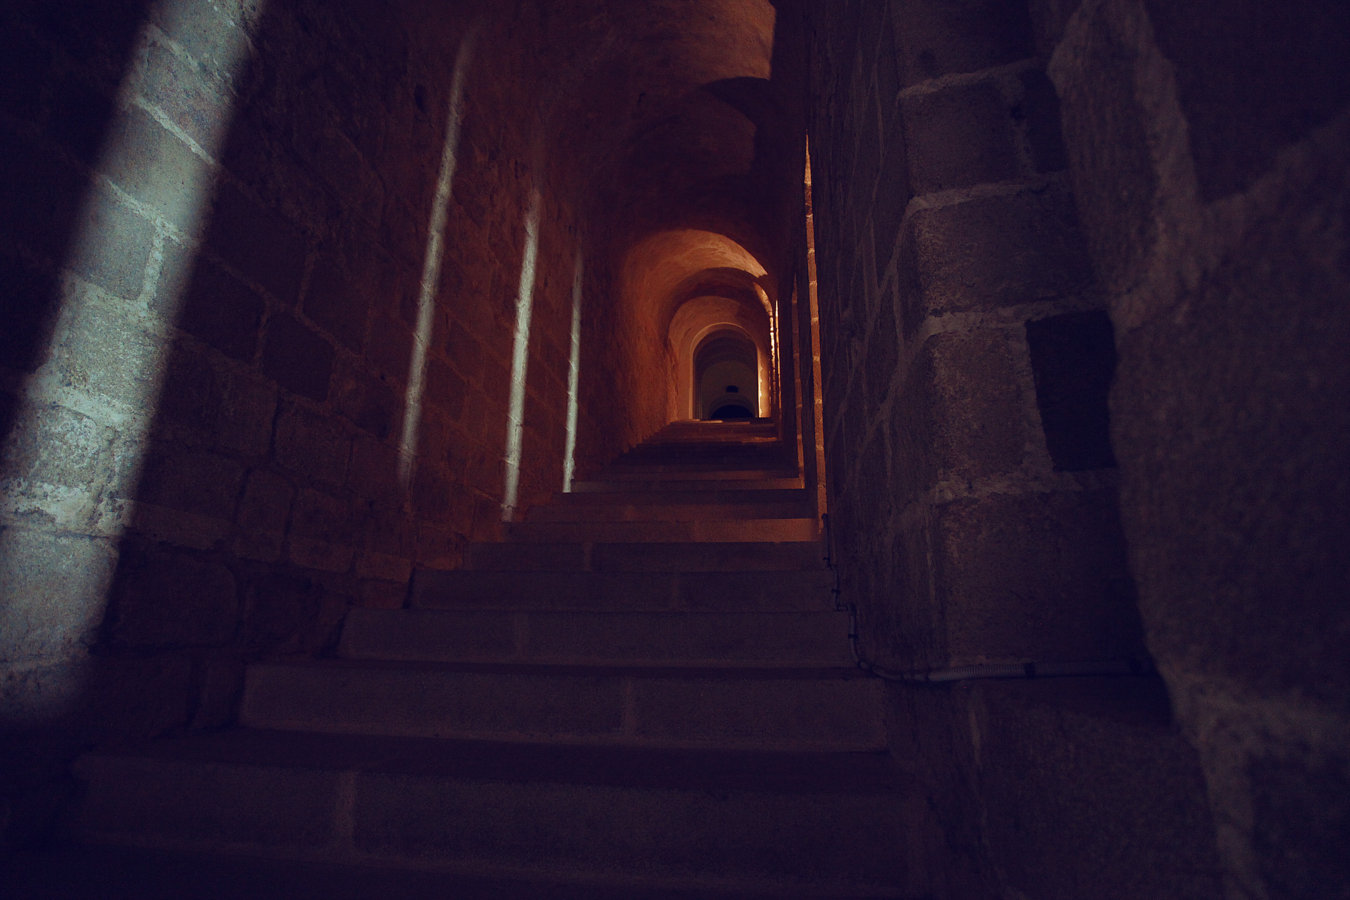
[4, 845, 919, 900]
[254, 657, 871, 680]
[79, 729, 907, 794]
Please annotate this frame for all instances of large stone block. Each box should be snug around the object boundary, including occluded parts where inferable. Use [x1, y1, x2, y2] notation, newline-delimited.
[1145, 0, 1350, 201]
[1, 401, 116, 527]
[888, 0, 1034, 87]
[134, 442, 244, 522]
[931, 490, 1144, 664]
[367, 313, 413, 383]
[65, 183, 157, 304]
[107, 543, 238, 647]
[154, 350, 275, 457]
[274, 402, 350, 488]
[260, 314, 334, 402]
[136, 40, 232, 153]
[889, 330, 1026, 503]
[234, 468, 294, 561]
[901, 186, 1092, 321]
[971, 678, 1223, 900]
[1016, 68, 1069, 174]
[100, 105, 215, 239]
[333, 360, 396, 440]
[1110, 154, 1350, 704]
[304, 258, 369, 353]
[902, 79, 1020, 195]
[0, 528, 116, 664]
[172, 256, 266, 361]
[347, 433, 402, 510]
[1050, 10, 1157, 294]
[206, 182, 308, 305]
[287, 488, 354, 570]
[239, 567, 343, 654]
[50, 297, 165, 413]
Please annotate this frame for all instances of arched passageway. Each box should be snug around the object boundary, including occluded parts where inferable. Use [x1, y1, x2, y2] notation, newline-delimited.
[693, 329, 759, 419]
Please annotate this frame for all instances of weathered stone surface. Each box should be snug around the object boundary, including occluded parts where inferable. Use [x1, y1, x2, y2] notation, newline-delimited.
[890, 330, 1026, 503]
[903, 186, 1092, 319]
[134, 443, 244, 522]
[174, 257, 266, 361]
[1016, 68, 1069, 173]
[932, 490, 1144, 664]
[1145, 0, 1350, 201]
[0, 528, 116, 664]
[154, 351, 275, 456]
[902, 79, 1020, 195]
[1051, 8, 1157, 294]
[50, 297, 164, 412]
[234, 468, 294, 561]
[108, 544, 238, 647]
[100, 105, 214, 239]
[274, 403, 350, 488]
[889, 0, 1034, 87]
[304, 259, 369, 353]
[206, 182, 308, 305]
[333, 361, 396, 440]
[136, 40, 233, 153]
[1112, 157, 1350, 704]
[260, 314, 333, 402]
[970, 678, 1223, 900]
[0, 402, 117, 528]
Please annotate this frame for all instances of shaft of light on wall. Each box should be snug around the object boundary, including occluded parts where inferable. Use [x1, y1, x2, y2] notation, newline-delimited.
[563, 250, 584, 493]
[398, 26, 478, 489]
[0, 0, 260, 722]
[502, 189, 542, 521]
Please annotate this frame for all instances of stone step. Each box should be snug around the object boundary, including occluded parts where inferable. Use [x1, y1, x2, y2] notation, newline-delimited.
[410, 568, 835, 612]
[338, 609, 854, 667]
[525, 498, 812, 523]
[70, 731, 916, 895]
[6, 844, 922, 899]
[506, 517, 820, 543]
[464, 540, 825, 572]
[570, 476, 805, 492]
[597, 466, 801, 481]
[239, 661, 885, 750]
[541, 486, 810, 507]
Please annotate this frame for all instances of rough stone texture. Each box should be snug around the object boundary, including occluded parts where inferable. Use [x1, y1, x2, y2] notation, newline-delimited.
[1045, 0, 1350, 896]
[0, 1, 1341, 897]
[807, 1, 1211, 895]
[1, 0, 603, 758]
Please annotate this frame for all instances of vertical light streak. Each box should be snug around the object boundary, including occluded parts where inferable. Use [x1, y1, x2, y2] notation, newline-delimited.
[756, 283, 777, 417]
[0, 0, 259, 719]
[501, 189, 542, 521]
[562, 250, 584, 492]
[398, 26, 477, 487]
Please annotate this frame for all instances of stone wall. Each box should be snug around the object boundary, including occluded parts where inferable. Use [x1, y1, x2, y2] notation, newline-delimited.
[1043, 1, 1350, 897]
[802, 0, 1224, 896]
[0, 0, 602, 744]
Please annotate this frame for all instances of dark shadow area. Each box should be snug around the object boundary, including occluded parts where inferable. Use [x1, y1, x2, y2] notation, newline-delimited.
[0, 1, 154, 446]
[1026, 310, 1118, 471]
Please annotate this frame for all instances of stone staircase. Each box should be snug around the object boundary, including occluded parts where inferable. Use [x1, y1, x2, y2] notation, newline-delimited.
[34, 421, 922, 898]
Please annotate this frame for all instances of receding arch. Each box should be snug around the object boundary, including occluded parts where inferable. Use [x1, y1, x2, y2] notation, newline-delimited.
[693, 328, 759, 419]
